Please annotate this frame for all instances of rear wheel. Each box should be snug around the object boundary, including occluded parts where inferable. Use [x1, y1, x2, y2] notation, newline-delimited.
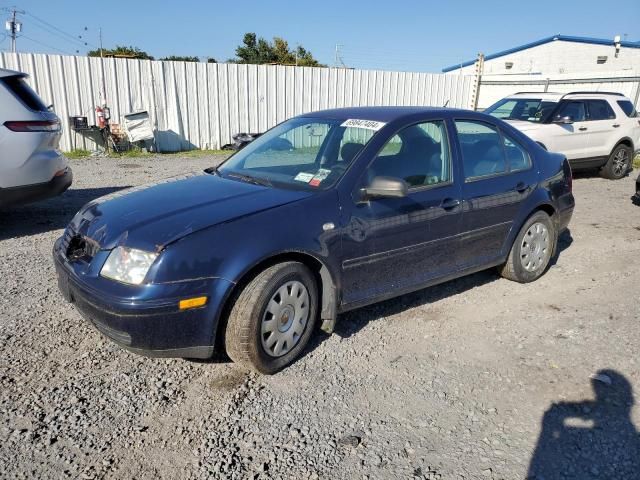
[601, 143, 632, 180]
[224, 262, 318, 374]
[500, 211, 556, 283]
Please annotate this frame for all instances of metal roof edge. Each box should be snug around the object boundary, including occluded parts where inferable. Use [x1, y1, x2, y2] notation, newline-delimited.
[441, 34, 640, 72]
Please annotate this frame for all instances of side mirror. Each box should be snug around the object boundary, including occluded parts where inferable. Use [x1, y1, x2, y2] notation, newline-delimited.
[360, 176, 408, 200]
[554, 115, 573, 124]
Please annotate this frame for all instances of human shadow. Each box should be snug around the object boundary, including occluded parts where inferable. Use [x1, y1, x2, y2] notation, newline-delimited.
[527, 369, 640, 480]
[0, 186, 130, 241]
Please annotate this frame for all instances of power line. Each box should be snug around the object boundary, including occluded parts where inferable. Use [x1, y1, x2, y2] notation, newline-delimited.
[18, 34, 72, 55]
[24, 11, 96, 49]
[27, 18, 90, 52]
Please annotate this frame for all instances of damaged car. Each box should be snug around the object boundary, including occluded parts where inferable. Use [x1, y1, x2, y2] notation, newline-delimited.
[54, 106, 574, 373]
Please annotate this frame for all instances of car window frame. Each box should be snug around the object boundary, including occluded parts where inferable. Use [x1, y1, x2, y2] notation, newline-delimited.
[501, 129, 533, 173]
[616, 100, 638, 118]
[585, 99, 617, 121]
[453, 118, 533, 183]
[357, 118, 455, 194]
[552, 100, 588, 123]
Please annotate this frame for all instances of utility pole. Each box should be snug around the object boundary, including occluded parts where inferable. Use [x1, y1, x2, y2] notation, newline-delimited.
[470, 52, 485, 111]
[98, 27, 103, 57]
[334, 44, 345, 68]
[4, 7, 24, 53]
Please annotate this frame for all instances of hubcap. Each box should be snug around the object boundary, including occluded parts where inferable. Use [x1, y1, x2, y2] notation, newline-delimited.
[520, 222, 551, 272]
[261, 280, 310, 357]
[613, 148, 629, 176]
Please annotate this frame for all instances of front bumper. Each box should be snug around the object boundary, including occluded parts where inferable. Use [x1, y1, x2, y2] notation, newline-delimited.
[53, 236, 233, 359]
[0, 167, 72, 208]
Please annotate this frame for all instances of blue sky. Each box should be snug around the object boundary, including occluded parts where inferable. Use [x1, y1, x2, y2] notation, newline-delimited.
[2, 0, 639, 72]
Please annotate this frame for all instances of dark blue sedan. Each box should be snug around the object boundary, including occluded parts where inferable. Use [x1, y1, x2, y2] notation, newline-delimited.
[54, 107, 574, 373]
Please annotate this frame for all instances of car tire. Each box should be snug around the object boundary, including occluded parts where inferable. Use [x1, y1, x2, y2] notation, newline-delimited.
[600, 143, 632, 180]
[224, 262, 318, 374]
[499, 211, 556, 283]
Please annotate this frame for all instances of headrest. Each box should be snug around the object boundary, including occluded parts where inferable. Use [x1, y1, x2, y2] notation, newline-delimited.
[341, 142, 364, 163]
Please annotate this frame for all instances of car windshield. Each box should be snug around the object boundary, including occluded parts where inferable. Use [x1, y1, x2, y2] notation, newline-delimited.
[215, 117, 379, 190]
[485, 98, 557, 123]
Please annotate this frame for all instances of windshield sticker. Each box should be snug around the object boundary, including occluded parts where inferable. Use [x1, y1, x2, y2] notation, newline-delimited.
[341, 119, 386, 131]
[294, 172, 314, 182]
[308, 168, 332, 187]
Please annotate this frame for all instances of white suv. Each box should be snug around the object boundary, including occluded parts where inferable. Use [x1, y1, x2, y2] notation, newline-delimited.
[485, 91, 640, 179]
[0, 68, 72, 207]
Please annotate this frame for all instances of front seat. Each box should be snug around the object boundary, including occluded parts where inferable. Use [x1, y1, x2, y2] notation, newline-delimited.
[341, 142, 364, 164]
[396, 135, 440, 186]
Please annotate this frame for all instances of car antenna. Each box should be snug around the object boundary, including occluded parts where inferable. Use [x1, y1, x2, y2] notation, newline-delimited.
[442, 99, 450, 107]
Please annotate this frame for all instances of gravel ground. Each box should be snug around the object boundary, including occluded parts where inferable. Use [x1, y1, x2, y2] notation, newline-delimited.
[1, 155, 639, 480]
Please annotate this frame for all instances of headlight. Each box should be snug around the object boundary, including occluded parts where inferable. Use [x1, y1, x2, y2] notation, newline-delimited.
[100, 247, 158, 285]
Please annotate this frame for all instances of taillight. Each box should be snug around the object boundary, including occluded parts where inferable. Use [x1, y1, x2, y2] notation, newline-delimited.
[3, 120, 61, 132]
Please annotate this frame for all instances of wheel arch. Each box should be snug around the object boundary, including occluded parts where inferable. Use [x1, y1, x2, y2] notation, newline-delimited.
[215, 251, 338, 351]
[613, 137, 634, 152]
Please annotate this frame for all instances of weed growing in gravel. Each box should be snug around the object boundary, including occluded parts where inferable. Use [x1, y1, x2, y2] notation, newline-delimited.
[65, 149, 91, 159]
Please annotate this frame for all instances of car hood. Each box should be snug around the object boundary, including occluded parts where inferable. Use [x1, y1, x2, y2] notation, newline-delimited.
[68, 171, 312, 251]
[505, 120, 543, 134]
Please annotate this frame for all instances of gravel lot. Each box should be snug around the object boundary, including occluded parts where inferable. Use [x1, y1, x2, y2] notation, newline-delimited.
[1, 155, 639, 480]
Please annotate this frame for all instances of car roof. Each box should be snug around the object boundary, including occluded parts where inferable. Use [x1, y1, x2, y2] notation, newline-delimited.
[505, 92, 565, 101]
[298, 106, 475, 122]
[0, 68, 26, 79]
[505, 91, 630, 102]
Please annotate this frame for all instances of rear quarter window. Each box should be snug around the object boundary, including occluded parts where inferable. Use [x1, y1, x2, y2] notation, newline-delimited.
[1, 76, 48, 112]
[617, 100, 638, 118]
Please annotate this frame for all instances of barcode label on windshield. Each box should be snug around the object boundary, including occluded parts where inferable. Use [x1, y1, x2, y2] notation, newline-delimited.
[341, 119, 386, 131]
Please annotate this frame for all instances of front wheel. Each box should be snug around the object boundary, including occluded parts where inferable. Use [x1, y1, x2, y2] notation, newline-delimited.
[601, 144, 632, 180]
[224, 262, 318, 374]
[500, 211, 556, 283]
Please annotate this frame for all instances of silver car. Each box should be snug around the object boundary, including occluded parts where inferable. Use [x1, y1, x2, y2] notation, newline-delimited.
[0, 68, 72, 207]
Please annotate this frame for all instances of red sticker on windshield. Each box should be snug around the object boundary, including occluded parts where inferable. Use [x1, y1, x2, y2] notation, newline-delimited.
[309, 178, 321, 187]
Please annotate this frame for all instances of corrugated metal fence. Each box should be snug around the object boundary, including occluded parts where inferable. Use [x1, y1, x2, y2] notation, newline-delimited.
[0, 52, 474, 152]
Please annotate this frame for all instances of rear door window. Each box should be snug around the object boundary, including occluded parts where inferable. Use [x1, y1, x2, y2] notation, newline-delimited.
[554, 101, 586, 122]
[455, 121, 507, 180]
[617, 100, 638, 118]
[503, 134, 531, 172]
[1, 76, 48, 112]
[586, 100, 616, 120]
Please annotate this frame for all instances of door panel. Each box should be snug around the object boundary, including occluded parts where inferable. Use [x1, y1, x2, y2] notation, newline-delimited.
[458, 172, 537, 268]
[454, 120, 538, 268]
[586, 100, 617, 157]
[549, 101, 590, 159]
[339, 119, 463, 308]
[341, 184, 462, 306]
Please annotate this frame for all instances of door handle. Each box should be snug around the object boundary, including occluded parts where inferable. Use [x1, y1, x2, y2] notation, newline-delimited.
[515, 182, 529, 193]
[613, 124, 620, 128]
[441, 198, 461, 210]
[578, 126, 588, 131]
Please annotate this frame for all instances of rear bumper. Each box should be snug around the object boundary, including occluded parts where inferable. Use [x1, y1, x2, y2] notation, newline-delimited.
[557, 192, 575, 232]
[53, 236, 233, 359]
[0, 167, 72, 208]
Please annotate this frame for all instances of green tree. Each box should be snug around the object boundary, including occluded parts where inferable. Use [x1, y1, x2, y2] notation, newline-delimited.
[87, 45, 154, 60]
[160, 55, 200, 62]
[234, 32, 324, 66]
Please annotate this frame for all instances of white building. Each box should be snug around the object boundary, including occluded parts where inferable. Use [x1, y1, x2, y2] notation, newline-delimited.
[443, 35, 640, 76]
